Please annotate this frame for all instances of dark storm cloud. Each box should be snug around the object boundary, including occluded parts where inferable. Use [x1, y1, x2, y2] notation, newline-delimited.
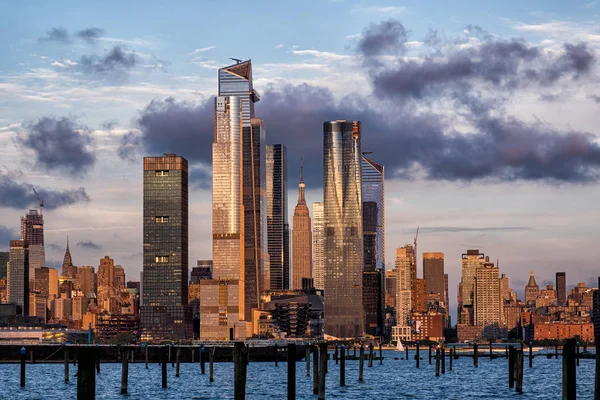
[19, 116, 96, 174]
[588, 94, 600, 103]
[0, 226, 18, 248]
[357, 19, 408, 56]
[39, 27, 71, 44]
[0, 172, 90, 210]
[76, 240, 102, 250]
[407, 226, 533, 234]
[76, 27, 105, 44]
[77, 46, 138, 78]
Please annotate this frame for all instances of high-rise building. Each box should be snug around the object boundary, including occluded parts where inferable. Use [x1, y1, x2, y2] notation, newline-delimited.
[34, 266, 50, 297]
[61, 238, 77, 278]
[312, 202, 325, 292]
[525, 271, 539, 307]
[266, 144, 289, 290]
[459, 249, 485, 321]
[323, 120, 364, 338]
[191, 260, 212, 284]
[98, 256, 118, 314]
[0, 252, 8, 280]
[395, 246, 414, 328]
[385, 269, 397, 309]
[474, 259, 502, 337]
[48, 268, 58, 299]
[76, 266, 96, 297]
[556, 272, 566, 306]
[423, 252, 444, 299]
[361, 154, 385, 337]
[8, 240, 29, 315]
[21, 209, 45, 291]
[141, 154, 191, 340]
[114, 265, 125, 291]
[292, 162, 312, 290]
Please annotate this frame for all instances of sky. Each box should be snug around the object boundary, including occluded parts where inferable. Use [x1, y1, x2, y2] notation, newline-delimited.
[2, 0, 600, 317]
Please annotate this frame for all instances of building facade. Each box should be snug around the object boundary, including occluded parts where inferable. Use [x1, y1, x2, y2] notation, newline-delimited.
[8, 240, 29, 315]
[525, 271, 540, 307]
[312, 202, 324, 292]
[423, 252, 444, 300]
[61, 238, 77, 278]
[20, 209, 45, 290]
[556, 272, 566, 306]
[266, 144, 289, 290]
[395, 245, 414, 328]
[323, 120, 364, 338]
[141, 154, 190, 340]
[292, 163, 312, 290]
[474, 260, 502, 338]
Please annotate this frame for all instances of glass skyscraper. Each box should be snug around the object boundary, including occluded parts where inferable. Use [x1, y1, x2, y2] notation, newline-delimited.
[323, 120, 364, 338]
[312, 202, 324, 292]
[266, 144, 289, 290]
[21, 209, 45, 290]
[8, 240, 29, 315]
[141, 154, 191, 340]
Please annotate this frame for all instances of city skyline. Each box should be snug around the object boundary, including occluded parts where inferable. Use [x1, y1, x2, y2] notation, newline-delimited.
[2, 1, 600, 324]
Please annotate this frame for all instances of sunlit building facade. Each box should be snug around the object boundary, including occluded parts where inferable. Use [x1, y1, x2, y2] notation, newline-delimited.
[323, 120, 364, 338]
[292, 163, 312, 290]
[21, 209, 45, 290]
[312, 202, 324, 292]
[8, 240, 29, 315]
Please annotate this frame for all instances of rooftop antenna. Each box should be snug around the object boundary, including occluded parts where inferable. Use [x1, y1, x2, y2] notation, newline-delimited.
[230, 57, 242, 64]
[32, 188, 43, 215]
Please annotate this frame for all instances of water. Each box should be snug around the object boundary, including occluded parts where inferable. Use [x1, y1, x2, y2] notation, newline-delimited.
[0, 351, 595, 399]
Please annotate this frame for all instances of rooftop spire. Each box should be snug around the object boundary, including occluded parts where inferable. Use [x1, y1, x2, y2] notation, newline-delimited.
[527, 270, 538, 287]
[298, 159, 305, 204]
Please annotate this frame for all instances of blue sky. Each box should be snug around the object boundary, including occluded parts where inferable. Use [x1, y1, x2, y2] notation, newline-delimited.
[2, 0, 600, 315]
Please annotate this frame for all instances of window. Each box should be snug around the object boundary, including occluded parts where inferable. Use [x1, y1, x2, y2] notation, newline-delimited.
[155, 170, 169, 176]
[155, 216, 170, 223]
[155, 256, 169, 263]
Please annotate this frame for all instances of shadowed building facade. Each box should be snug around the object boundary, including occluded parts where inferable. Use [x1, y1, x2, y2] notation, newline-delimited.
[266, 144, 289, 290]
[141, 154, 191, 340]
[21, 209, 45, 291]
[556, 272, 566, 306]
[323, 120, 364, 338]
[8, 240, 29, 315]
[292, 163, 312, 290]
[423, 252, 444, 301]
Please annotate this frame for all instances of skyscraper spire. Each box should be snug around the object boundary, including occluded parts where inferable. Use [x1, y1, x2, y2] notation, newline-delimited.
[298, 159, 306, 204]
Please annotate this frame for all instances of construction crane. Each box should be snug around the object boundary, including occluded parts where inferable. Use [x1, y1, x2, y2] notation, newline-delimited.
[32, 188, 43, 215]
[229, 57, 242, 64]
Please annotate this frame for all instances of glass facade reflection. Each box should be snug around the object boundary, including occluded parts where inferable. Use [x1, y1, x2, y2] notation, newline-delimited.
[141, 154, 191, 340]
[312, 202, 324, 292]
[323, 120, 364, 338]
[266, 144, 289, 290]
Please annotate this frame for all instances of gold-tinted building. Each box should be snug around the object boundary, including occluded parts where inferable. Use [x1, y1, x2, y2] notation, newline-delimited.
[292, 163, 312, 290]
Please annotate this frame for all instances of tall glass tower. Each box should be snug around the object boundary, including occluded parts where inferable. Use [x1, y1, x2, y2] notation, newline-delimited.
[215, 60, 268, 322]
[312, 202, 324, 292]
[266, 144, 289, 290]
[141, 154, 191, 340]
[323, 120, 364, 338]
[21, 209, 45, 290]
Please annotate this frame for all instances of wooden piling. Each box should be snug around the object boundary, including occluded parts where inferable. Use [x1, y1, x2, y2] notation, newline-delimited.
[170, 345, 173, 368]
[275, 343, 279, 367]
[120, 347, 129, 395]
[405, 345, 409, 360]
[64, 346, 69, 384]
[145, 345, 149, 369]
[334, 344, 338, 365]
[508, 346, 515, 389]
[556, 342, 559, 359]
[435, 348, 440, 377]
[441, 347, 445, 374]
[20, 347, 26, 388]
[577, 342, 580, 367]
[306, 345, 311, 377]
[318, 343, 327, 400]
[30, 349, 34, 364]
[416, 342, 420, 368]
[191, 348, 195, 363]
[368, 342, 374, 367]
[489, 339, 493, 360]
[594, 337, 599, 400]
[449, 347, 453, 371]
[505, 345, 508, 359]
[428, 345, 432, 365]
[340, 344, 345, 387]
[77, 346, 97, 400]
[379, 342, 383, 365]
[176, 347, 181, 378]
[234, 342, 248, 400]
[209, 347, 215, 383]
[516, 350, 523, 394]
[96, 346, 100, 374]
[312, 346, 319, 394]
[201, 345, 206, 374]
[529, 342, 533, 368]
[161, 346, 168, 389]
[287, 343, 296, 400]
[474, 343, 479, 367]
[358, 345, 364, 382]
[563, 338, 576, 400]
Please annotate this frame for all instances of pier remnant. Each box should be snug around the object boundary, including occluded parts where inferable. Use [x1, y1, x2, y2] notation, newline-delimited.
[563, 338, 576, 400]
[233, 342, 248, 400]
[340, 343, 346, 387]
[77, 346, 96, 400]
[287, 343, 296, 400]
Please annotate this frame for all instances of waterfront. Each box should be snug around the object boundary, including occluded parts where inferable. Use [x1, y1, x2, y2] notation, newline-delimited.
[0, 350, 595, 399]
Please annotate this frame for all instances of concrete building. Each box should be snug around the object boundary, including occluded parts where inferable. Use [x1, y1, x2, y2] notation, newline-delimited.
[8, 240, 29, 315]
[474, 259, 502, 338]
[525, 271, 540, 308]
[423, 252, 444, 300]
[556, 272, 566, 306]
[21, 209, 45, 290]
[292, 162, 312, 290]
[395, 246, 414, 328]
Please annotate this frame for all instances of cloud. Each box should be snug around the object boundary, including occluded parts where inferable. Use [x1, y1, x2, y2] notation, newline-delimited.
[411, 226, 534, 234]
[589, 94, 600, 103]
[77, 46, 138, 79]
[189, 46, 216, 55]
[19, 116, 96, 174]
[47, 243, 63, 251]
[0, 171, 90, 210]
[0, 225, 18, 249]
[357, 19, 408, 57]
[76, 240, 102, 250]
[39, 27, 70, 44]
[76, 27, 105, 44]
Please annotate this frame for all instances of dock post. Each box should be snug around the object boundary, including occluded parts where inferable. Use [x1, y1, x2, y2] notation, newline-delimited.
[20, 347, 26, 388]
[161, 346, 168, 389]
[594, 336, 599, 400]
[170, 345, 173, 367]
[369, 342, 374, 367]
[234, 342, 247, 400]
[405, 344, 408, 360]
[64, 346, 69, 384]
[176, 346, 181, 378]
[577, 341, 580, 367]
[334, 344, 338, 365]
[441, 347, 445, 374]
[77, 346, 97, 400]
[318, 343, 327, 400]
[508, 346, 515, 389]
[145, 345, 149, 369]
[474, 343, 479, 367]
[416, 341, 420, 368]
[529, 341, 533, 368]
[449, 347, 453, 371]
[435, 347, 440, 377]
[275, 343, 279, 367]
[287, 343, 296, 400]
[96, 345, 100, 374]
[428, 345, 432, 365]
[191, 348, 195, 363]
[556, 341, 559, 359]
[201, 345, 206, 374]
[312, 346, 319, 394]
[354, 345, 356, 359]
[340, 343, 345, 387]
[120, 347, 129, 395]
[358, 345, 364, 382]
[306, 345, 310, 377]
[379, 342, 383, 365]
[563, 338, 576, 400]
[209, 347, 215, 383]
[489, 339, 493, 360]
[505, 345, 508, 359]
[516, 350, 523, 393]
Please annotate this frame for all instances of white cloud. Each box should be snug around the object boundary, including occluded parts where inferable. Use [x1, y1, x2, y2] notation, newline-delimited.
[188, 46, 216, 55]
[275, 44, 284, 49]
[353, 5, 406, 14]
[292, 49, 353, 61]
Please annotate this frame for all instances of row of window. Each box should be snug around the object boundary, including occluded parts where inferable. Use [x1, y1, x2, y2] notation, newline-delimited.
[155, 256, 169, 263]
[155, 216, 170, 223]
[155, 170, 169, 176]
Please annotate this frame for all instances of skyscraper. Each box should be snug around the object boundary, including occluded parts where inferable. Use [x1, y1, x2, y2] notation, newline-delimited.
[323, 120, 364, 338]
[459, 249, 485, 323]
[525, 271, 539, 307]
[76, 266, 96, 296]
[423, 252, 444, 299]
[395, 245, 414, 327]
[474, 258, 502, 337]
[361, 154, 385, 337]
[266, 144, 289, 290]
[0, 252, 8, 280]
[8, 240, 29, 315]
[62, 238, 77, 278]
[21, 209, 45, 290]
[214, 60, 267, 323]
[312, 202, 324, 292]
[141, 154, 190, 340]
[292, 162, 312, 290]
[556, 272, 566, 306]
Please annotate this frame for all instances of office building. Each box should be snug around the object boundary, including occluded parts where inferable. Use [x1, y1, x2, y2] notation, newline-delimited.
[20, 209, 45, 290]
[266, 144, 289, 290]
[62, 238, 77, 278]
[7, 240, 29, 315]
[0, 252, 8, 280]
[474, 258, 502, 337]
[191, 260, 212, 284]
[423, 252, 444, 299]
[312, 202, 324, 292]
[141, 154, 191, 340]
[292, 162, 312, 289]
[323, 120, 364, 338]
[459, 249, 485, 324]
[556, 272, 566, 306]
[525, 271, 540, 307]
[76, 266, 96, 297]
[34, 266, 50, 297]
